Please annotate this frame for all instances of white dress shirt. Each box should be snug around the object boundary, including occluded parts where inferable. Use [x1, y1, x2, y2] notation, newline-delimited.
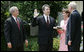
[43, 14, 50, 23]
[12, 15, 17, 22]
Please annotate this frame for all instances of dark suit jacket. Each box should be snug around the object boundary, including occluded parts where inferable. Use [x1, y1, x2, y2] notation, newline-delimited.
[32, 15, 57, 45]
[65, 10, 81, 46]
[4, 16, 27, 48]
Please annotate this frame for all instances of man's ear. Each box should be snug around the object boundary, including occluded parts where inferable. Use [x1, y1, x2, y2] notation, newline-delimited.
[43, 10, 45, 13]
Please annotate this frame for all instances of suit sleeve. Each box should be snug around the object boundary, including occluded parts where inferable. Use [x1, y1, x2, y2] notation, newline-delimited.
[53, 18, 58, 37]
[22, 20, 27, 41]
[32, 16, 39, 27]
[53, 18, 57, 27]
[4, 20, 11, 43]
[69, 14, 76, 41]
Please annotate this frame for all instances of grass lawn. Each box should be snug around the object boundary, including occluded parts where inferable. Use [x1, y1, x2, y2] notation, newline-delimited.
[24, 36, 60, 51]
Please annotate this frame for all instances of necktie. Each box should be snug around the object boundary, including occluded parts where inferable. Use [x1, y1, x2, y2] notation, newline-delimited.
[16, 18, 20, 30]
[47, 16, 49, 25]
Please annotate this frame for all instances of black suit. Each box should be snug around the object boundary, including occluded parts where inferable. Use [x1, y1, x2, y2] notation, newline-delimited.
[4, 16, 27, 51]
[32, 15, 57, 51]
[65, 10, 81, 51]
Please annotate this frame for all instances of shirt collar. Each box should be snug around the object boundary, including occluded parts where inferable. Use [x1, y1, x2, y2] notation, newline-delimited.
[43, 14, 49, 18]
[43, 14, 50, 22]
[12, 15, 17, 22]
[71, 9, 76, 13]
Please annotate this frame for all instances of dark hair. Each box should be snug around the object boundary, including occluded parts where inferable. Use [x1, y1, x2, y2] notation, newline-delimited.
[42, 4, 50, 11]
[62, 9, 70, 17]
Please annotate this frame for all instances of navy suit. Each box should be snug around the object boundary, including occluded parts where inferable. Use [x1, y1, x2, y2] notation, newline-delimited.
[65, 10, 81, 51]
[32, 15, 57, 51]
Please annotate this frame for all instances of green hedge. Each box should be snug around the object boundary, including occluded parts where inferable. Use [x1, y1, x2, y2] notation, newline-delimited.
[1, 1, 70, 51]
[24, 36, 60, 51]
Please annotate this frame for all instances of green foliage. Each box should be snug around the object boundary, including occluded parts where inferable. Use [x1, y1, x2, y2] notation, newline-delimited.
[1, 1, 10, 51]
[53, 37, 60, 51]
[1, 1, 70, 51]
[24, 36, 60, 51]
[24, 36, 39, 51]
[3, 1, 70, 21]
[1, 33, 7, 51]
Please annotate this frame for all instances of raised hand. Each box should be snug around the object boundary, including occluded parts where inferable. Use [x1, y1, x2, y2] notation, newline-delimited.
[34, 9, 39, 18]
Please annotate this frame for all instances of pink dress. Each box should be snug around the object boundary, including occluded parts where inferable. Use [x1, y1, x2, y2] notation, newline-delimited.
[58, 18, 69, 51]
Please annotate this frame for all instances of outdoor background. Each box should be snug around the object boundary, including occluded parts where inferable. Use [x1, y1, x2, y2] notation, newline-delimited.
[1, 1, 83, 51]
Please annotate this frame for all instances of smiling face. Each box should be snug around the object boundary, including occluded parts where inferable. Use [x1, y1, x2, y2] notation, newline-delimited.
[62, 12, 68, 20]
[62, 9, 70, 20]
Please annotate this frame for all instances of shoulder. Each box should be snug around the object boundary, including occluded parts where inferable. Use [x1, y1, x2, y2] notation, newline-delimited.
[4, 17, 12, 25]
[72, 12, 77, 15]
[18, 17, 22, 20]
[60, 20, 64, 24]
[60, 20, 64, 26]
[71, 10, 80, 16]
[18, 17, 23, 21]
[5, 17, 12, 22]
[50, 16, 55, 20]
[36, 15, 44, 20]
[38, 15, 43, 18]
[71, 12, 80, 20]
[61, 20, 64, 23]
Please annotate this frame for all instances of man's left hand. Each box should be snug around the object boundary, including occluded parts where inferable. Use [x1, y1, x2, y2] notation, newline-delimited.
[25, 40, 28, 47]
[68, 40, 72, 46]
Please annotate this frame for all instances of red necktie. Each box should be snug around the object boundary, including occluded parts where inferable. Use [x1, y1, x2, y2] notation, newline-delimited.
[16, 18, 20, 30]
[47, 16, 49, 25]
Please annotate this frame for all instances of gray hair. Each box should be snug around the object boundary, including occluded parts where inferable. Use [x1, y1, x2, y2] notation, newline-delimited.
[68, 1, 77, 9]
[42, 4, 50, 11]
[9, 6, 18, 14]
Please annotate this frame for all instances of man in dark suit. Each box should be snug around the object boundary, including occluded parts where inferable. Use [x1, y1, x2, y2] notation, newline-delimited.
[32, 4, 57, 51]
[65, 2, 81, 51]
[4, 6, 28, 51]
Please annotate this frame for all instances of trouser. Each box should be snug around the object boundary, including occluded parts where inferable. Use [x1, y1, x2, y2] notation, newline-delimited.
[39, 44, 52, 51]
[68, 44, 80, 51]
[9, 44, 24, 51]
[38, 37, 53, 51]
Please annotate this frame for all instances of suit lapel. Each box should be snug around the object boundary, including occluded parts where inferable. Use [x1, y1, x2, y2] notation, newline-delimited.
[49, 16, 51, 25]
[43, 15, 52, 25]
[42, 15, 46, 25]
[11, 16, 20, 31]
[11, 16, 17, 26]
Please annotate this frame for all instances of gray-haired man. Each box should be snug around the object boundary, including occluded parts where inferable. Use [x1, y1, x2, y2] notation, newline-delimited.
[4, 6, 28, 51]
